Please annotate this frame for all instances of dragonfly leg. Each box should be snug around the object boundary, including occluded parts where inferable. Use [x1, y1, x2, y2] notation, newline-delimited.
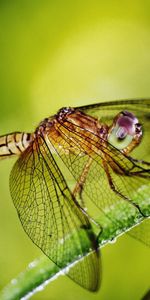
[73, 157, 93, 207]
[72, 157, 102, 233]
[128, 156, 150, 166]
[102, 159, 146, 218]
[78, 204, 103, 234]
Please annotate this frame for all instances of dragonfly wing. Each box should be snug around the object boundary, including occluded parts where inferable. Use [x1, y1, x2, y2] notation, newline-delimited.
[128, 218, 150, 247]
[77, 99, 150, 121]
[9, 135, 100, 291]
[47, 115, 150, 241]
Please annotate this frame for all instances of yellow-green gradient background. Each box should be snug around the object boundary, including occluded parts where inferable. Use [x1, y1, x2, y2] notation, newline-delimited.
[0, 1, 150, 299]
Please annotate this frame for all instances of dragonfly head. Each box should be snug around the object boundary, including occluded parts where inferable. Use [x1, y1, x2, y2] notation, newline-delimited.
[108, 110, 143, 154]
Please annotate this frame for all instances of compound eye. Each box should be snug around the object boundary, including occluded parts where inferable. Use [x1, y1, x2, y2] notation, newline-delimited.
[108, 112, 139, 150]
[108, 124, 133, 149]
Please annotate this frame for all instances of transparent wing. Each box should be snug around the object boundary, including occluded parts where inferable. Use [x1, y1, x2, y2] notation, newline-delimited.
[128, 218, 150, 247]
[47, 113, 150, 240]
[77, 99, 150, 121]
[9, 135, 100, 291]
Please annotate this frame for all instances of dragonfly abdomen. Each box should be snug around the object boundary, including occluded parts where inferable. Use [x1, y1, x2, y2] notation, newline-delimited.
[0, 132, 32, 159]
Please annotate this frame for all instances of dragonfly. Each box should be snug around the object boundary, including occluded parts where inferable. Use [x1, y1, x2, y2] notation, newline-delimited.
[0, 99, 150, 291]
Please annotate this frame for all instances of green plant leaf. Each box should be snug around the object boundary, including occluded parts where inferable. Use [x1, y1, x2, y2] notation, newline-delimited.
[0, 185, 149, 300]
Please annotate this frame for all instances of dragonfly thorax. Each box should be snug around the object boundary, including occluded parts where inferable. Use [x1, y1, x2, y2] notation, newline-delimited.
[56, 107, 75, 121]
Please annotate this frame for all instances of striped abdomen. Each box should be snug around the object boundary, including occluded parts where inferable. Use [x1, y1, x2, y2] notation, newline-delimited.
[0, 132, 33, 159]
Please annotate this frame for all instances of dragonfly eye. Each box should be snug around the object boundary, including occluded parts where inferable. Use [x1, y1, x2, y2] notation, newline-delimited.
[108, 111, 141, 150]
[108, 125, 133, 149]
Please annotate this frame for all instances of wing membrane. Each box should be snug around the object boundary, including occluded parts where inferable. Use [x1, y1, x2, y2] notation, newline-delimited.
[47, 111, 150, 240]
[128, 218, 150, 247]
[77, 99, 150, 120]
[9, 135, 100, 291]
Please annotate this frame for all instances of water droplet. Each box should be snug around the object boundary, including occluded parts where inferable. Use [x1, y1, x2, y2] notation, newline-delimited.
[109, 237, 117, 244]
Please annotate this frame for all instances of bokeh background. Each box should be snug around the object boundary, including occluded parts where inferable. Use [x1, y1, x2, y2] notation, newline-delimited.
[0, 1, 150, 299]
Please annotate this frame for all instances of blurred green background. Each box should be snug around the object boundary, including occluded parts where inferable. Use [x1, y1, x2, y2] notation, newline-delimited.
[0, 1, 150, 299]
